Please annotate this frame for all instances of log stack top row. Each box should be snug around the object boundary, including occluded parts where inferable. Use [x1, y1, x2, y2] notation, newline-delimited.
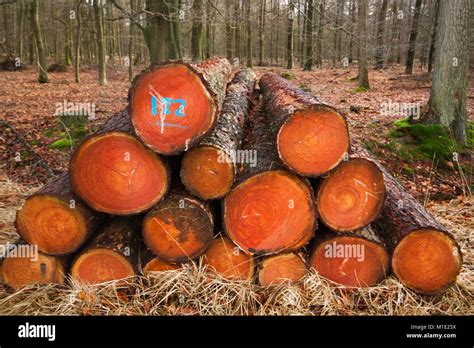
[5, 58, 462, 297]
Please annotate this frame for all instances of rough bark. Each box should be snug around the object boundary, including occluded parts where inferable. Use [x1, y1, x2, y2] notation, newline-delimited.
[93, 0, 107, 85]
[303, 0, 313, 71]
[374, 0, 388, 69]
[30, 0, 48, 83]
[191, 0, 204, 61]
[405, 0, 422, 74]
[357, 0, 369, 88]
[287, 0, 295, 69]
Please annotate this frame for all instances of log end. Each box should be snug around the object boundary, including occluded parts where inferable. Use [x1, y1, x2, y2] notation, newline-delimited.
[224, 170, 316, 255]
[392, 229, 462, 295]
[2, 254, 65, 289]
[181, 145, 234, 200]
[310, 236, 389, 287]
[143, 258, 181, 274]
[131, 63, 217, 155]
[16, 194, 89, 255]
[317, 158, 385, 231]
[71, 248, 135, 284]
[258, 253, 308, 287]
[70, 132, 169, 215]
[202, 236, 254, 280]
[278, 106, 350, 177]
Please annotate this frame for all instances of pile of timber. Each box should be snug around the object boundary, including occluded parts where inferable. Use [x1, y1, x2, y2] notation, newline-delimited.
[2, 57, 462, 297]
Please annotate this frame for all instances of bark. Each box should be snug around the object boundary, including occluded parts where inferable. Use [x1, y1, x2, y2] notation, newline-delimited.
[427, 0, 440, 72]
[74, 0, 82, 83]
[144, 0, 172, 63]
[374, 0, 388, 69]
[225, 0, 233, 60]
[191, 0, 204, 61]
[234, 0, 242, 61]
[405, 0, 422, 74]
[246, 0, 252, 67]
[93, 0, 107, 85]
[357, 0, 369, 88]
[30, 0, 48, 83]
[287, 0, 294, 69]
[303, 0, 313, 71]
[316, 0, 324, 67]
[258, 0, 265, 65]
[2, 0, 15, 58]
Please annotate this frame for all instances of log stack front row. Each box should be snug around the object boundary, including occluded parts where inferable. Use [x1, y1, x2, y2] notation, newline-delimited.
[3, 58, 462, 297]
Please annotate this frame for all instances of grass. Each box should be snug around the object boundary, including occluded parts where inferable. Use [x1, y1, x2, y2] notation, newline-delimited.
[48, 114, 89, 151]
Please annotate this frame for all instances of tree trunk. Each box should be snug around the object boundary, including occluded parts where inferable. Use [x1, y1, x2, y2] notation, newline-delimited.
[374, 0, 388, 69]
[181, 68, 256, 200]
[225, 0, 233, 60]
[246, 0, 252, 67]
[143, 185, 214, 263]
[2, 0, 16, 58]
[316, 0, 324, 67]
[70, 217, 139, 285]
[428, 0, 440, 72]
[303, 0, 313, 71]
[93, 0, 107, 85]
[144, 0, 172, 63]
[405, 0, 422, 74]
[74, 0, 82, 83]
[205, 0, 211, 59]
[139, 242, 181, 274]
[129, 57, 233, 155]
[259, 72, 350, 177]
[30, 0, 48, 83]
[422, 0, 470, 145]
[191, 0, 204, 61]
[258, 0, 265, 65]
[348, 0, 355, 63]
[258, 252, 307, 286]
[222, 100, 316, 256]
[357, 0, 369, 88]
[286, 0, 294, 69]
[234, 0, 242, 62]
[17, 0, 24, 62]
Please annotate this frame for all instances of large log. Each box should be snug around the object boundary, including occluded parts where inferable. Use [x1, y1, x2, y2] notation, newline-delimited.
[259, 72, 350, 177]
[69, 132, 169, 215]
[180, 68, 256, 200]
[70, 217, 138, 285]
[309, 226, 389, 287]
[142, 185, 214, 263]
[258, 252, 308, 287]
[14, 110, 131, 255]
[352, 143, 462, 295]
[129, 57, 233, 155]
[222, 101, 316, 255]
[316, 158, 386, 232]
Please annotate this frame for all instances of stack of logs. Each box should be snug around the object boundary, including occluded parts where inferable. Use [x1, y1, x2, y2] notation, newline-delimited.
[2, 57, 462, 296]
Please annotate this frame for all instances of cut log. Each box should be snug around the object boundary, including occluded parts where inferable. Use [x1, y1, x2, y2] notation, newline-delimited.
[70, 217, 138, 284]
[139, 243, 181, 274]
[352, 143, 462, 295]
[309, 226, 389, 287]
[317, 158, 386, 232]
[180, 68, 256, 199]
[223, 101, 316, 255]
[142, 186, 214, 263]
[258, 253, 308, 287]
[70, 132, 169, 215]
[129, 57, 233, 155]
[14, 109, 131, 255]
[201, 235, 254, 280]
[1, 246, 66, 289]
[259, 72, 350, 177]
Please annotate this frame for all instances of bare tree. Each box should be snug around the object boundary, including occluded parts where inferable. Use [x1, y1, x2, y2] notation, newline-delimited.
[287, 0, 294, 69]
[358, 0, 369, 88]
[405, 0, 422, 74]
[30, 0, 48, 83]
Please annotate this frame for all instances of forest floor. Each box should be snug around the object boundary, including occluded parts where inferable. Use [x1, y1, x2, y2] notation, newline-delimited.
[0, 63, 472, 315]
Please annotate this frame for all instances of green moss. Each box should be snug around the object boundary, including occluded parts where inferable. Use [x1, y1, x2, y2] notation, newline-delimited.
[30, 139, 40, 145]
[299, 84, 311, 92]
[48, 138, 73, 150]
[280, 71, 293, 80]
[43, 129, 55, 138]
[349, 86, 368, 93]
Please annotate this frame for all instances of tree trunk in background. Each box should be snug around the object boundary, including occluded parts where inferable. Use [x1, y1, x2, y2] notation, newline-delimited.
[422, 0, 470, 146]
[17, 0, 24, 62]
[246, 0, 252, 67]
[258, 0, 265, 65]
[225, 0, 233, 60]
[191, 0, 204, 61]
[375, 0, 388, 69]
[287, 0, 294, 69]
[357, 0, 369, 88]
[128, 0, 134, 82]
[405, 0, 422, 74]
[316, 0, 324, 67]
[428, 0, 440, 72]
[144, 0, 171, 64]
[234, 1, 242, 62]
[3, 0, 16, 58]
[30, 0, 48, 83]
[334, 0, 344, 65]
[389, 0, 399, 65]
[93, 0, 107, 85]
[65, 16, 73, 66]
[205, 0, 211, 59]
[303, 0, 313, 71]
[348, 0, 355, 63]
[74, 0, 82, 83]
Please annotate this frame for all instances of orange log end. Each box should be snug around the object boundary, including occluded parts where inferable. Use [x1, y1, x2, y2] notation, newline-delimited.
[258, 253, 308, 287]
[71, 248, 134, 285]
[317, 158, 385, 231]
[131, 64, 216, 155]
[70, 132, 169, 215]
[143, 258, 181, 274]
[16, 195, 89, 255]
[223, 170, 316, 255]
[310, 236, 389, 287]
[181, 146, 234, 200]
[2, 254, 65, 289]
[392, 229, 462, 295]
[278, 106, 350, 176]
[202, 236, 254, 280]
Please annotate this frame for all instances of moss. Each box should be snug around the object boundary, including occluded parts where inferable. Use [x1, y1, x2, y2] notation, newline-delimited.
[48, 138, 72, 150]
[30, 139, 40, 145]
[280, 71, 293, 80]
[299, 84, 311, 92]
[401, 164, 415, 175]
[43, 129, 55, 138]
[349, 86, 368, 93]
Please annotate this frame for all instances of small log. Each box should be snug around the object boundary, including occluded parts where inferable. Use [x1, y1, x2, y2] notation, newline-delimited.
[201, 235, 254, 280]
[309, 226, 389, 287]
[129, 57, 233, 155]
[69, 132, 169, 215]
[352, 143, 462, 295]
[139, 243, 181, 274]
[70, 217, 138, 284]
[142, 186, 214, 263]
[258, 253, 308, 287]
[259, 72, 350, 177]
[180, 68, 256, 199]
[222, 101, 316, 255]
[15, 110, 131, 255]
[317, 158, 386, 232]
